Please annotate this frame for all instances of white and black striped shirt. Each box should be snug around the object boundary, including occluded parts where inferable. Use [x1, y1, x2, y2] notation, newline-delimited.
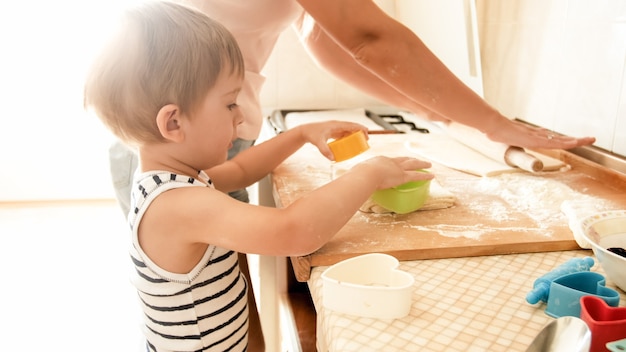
[129, 171, 249, 352]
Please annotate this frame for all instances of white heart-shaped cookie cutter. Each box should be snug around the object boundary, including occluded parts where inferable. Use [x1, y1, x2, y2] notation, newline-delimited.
[321, 253, 414, 319]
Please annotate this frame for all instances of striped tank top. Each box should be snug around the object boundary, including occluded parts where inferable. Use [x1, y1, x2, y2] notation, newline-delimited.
[128, 171, 249, 352]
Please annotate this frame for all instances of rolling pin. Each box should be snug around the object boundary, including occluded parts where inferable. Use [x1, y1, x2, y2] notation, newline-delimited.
[504, 146, 544, 172]
[445, 122, 544, 173]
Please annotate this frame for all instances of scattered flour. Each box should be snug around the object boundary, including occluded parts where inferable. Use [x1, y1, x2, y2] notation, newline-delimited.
[279, 160, 617, 243]
[472, 173, 607, 226]
[411, 173, 614, 240]
[409, 224, 491, 240]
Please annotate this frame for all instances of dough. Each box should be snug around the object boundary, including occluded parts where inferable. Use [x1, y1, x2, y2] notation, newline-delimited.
[360, 179, 456, 214]
[404, 139, 567, 177]
[399, 113, 568, 177]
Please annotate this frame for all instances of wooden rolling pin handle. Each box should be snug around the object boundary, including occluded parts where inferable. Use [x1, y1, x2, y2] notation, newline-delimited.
[505, 147, 544, 172]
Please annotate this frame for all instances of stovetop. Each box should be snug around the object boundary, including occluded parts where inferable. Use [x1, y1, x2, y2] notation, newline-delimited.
[267, 109, 431, 135]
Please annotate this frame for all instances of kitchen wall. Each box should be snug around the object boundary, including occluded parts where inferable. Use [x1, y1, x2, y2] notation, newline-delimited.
[476, 0, 626, 157]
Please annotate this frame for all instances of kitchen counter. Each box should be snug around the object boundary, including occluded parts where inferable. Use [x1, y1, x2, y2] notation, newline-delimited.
[269, 124, 626, 350]
[308, 250, 626, 351]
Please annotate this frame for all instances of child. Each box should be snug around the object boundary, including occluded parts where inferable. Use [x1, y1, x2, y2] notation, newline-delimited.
[84, 1, 432, 351]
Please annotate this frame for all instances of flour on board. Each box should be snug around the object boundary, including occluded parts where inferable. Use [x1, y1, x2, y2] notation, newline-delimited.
[384, 173, 613, 240]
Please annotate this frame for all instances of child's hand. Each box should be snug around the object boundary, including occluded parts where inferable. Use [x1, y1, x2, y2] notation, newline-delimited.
[298, 121, 368, 160]
[354, 156, 433, 190]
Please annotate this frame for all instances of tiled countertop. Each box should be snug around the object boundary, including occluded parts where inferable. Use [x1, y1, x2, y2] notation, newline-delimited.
[308, 250, 625, 352]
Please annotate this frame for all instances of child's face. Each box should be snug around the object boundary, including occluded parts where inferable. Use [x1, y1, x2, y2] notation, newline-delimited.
[185, 70, 244, 168]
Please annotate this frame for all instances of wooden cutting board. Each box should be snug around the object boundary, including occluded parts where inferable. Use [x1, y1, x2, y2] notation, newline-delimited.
[271, 135, 626, 281]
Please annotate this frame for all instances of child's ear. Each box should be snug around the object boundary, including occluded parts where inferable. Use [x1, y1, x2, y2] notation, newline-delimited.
[156, 104, 184, 142]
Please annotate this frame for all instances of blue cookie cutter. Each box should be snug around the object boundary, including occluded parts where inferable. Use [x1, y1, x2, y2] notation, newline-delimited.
[545, 271, 620, 318]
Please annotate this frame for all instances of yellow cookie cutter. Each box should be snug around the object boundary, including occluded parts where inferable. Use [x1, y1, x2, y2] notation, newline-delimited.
[327, 130, 369, 162]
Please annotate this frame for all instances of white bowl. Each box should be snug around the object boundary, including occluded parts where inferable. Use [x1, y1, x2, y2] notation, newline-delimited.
[580, 210, 626, 291]
[321, 253, 414, 319]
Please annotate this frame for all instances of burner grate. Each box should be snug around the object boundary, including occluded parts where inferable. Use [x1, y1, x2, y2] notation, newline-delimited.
[378, 114, 430, 134]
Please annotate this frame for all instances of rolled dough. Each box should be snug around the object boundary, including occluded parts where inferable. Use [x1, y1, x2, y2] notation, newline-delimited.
[404, 139, 568, 177]
[399, 112, 568, 177]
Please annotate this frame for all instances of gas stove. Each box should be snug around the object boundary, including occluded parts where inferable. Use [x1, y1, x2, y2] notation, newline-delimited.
[267, 109, 431, 136]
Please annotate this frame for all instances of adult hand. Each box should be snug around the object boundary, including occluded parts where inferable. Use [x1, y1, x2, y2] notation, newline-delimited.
[484, 119, 596, 150]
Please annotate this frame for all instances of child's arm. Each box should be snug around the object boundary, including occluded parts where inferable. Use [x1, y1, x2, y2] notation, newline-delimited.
[139, 154, 432, 273]
[236, 156, 432, 255]
[206, 120, 367, 192]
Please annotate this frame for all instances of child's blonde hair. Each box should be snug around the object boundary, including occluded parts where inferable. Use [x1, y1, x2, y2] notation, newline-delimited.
[84, 1, 244, 145]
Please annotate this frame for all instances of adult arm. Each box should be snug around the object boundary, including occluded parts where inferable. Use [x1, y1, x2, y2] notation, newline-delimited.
[293, 11, 449, 123]
[295, 0, 595, 149]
